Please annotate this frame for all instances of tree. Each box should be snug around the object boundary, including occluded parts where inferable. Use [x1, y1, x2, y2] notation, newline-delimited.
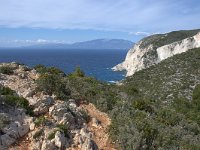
[73, 66, 85, 77]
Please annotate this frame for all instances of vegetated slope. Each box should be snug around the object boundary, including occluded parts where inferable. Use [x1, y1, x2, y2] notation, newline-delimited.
[109, 48, 200, 150]
[1, 46, 200, 150]
[140, 29, 200, 48]
[0, 63, 116, 150]
[124, 48, 200, 101]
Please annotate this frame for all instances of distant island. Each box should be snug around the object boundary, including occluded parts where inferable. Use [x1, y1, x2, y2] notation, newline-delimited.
[0, 39, 134, 50]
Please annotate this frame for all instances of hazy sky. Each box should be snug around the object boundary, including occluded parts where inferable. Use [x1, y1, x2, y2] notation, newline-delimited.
[0, 0, 200, 46]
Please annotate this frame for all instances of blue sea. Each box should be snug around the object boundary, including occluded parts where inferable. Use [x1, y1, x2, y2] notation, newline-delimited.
[0, 49, 127, 82]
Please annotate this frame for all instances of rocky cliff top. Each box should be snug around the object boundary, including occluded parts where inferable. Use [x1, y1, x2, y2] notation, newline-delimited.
[0, 62, 115, 150]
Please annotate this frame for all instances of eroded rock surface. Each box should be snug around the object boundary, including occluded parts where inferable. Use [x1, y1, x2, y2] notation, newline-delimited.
[113, 31, 200, 76]
[0, 63, 103, 150]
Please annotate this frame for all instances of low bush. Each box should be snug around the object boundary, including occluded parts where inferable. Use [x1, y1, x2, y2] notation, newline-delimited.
[33, 129, 44, 139]
[34, 64, 65, 76]
[70, 66, 85, 77]
[0, 114, 10, 129]
[48, 130, 57, 140]
[0, 86, 15, 95]
[34, 116, 47, 127]
[56, 124, 69, 138]
[0, 66, 14, 75]
[4, 95, 33, 116]
[80, 110, 90, 123]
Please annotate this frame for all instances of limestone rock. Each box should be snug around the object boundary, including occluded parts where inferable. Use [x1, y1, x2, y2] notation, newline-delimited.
[113, 32, 200, 76]
[34, 96, 54, 115]
[54, 131, 67, 149]
[91, 117, 100, 128]
[41, 140, 56, 150]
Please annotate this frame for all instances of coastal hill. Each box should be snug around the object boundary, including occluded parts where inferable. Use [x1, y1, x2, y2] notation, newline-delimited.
[22, 39, 134, 50]
[0, 63, 115, 150]
[1, 29, 200, 150]
[113, 29, 200, 76]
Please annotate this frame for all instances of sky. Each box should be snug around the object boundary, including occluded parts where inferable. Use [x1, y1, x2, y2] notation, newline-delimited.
[0, 0, 200, 47]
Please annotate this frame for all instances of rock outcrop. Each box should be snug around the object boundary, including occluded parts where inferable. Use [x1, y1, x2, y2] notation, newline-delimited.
[113, 30, 200, 76]
[0, 62, 103, 150]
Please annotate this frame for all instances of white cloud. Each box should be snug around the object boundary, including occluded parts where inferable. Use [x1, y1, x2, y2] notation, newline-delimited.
[0, 0, 199, 33]
[0, 39, 68, 47]
[129, 32, 151, 36]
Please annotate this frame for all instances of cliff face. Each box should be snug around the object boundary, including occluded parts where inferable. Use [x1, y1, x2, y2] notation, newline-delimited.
[113, 30, 200, 76]
[157, 32, 200, 61]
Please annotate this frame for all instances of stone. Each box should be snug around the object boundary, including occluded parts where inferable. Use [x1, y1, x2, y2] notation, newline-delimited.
[54, 131, 66, 149]
[91, 117, 100, 128]
[18, 124, 29, 137]
[30, 123, 35, 131]
[0, 134, 16, 148]
[23, 88, 35, 98]
[34, 96, 54, 115]
[41, 140, 56, 150]
[82, 139, 99, 150]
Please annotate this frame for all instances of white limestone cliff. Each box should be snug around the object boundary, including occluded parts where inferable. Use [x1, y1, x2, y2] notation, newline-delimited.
[113, 32, 200, 76]
[157, 32, 200, 61]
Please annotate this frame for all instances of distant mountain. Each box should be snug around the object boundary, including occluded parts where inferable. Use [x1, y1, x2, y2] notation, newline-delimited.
[23, 39, 134, 50]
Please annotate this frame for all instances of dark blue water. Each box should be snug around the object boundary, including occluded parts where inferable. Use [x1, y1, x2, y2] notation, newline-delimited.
[0, 49, 127, 82]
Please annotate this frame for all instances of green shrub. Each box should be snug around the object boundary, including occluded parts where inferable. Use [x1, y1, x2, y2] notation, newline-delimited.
[132, 99, 154, 113]
[36, 74, 59, 95]
[33, 129, 44, 139]
[54, 81, 71, 99]
[48, 124, 70, 140]
[80, 110, 90, 123]
[36, 73, 71, 99]
[34, 116, 47, 127]
[4, 95, 33, 116]
[0, 66, 14, 75]
[34, 64, 64, 76]
[0, 114, 10, 129]
[56, 124, 69, 138]
[48, 130, 57, 140]
[71, 66, 85, 77]
[192, 84, 200, 109]
[0, 86, 14, 95]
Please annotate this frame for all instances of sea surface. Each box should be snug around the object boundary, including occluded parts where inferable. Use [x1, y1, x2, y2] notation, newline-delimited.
[0, 49, 127, 82]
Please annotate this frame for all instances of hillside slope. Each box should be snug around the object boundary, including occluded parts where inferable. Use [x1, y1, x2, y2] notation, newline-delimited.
[109, 48, 200, 150]
[0, 63, 115, 150]
[113, 29, 200, 76]
[124, 48, 200, 101]
[1, 48, 200, 150]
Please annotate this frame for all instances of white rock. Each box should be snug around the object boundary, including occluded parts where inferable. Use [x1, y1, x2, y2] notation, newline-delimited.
[113, 32, 200, 76]
[30, 123, 35, 131]
[157, 32, 200, 61]
[91, 117, 100, 128]
[41, 140, 56, 150]
[54, 131, 66, 149]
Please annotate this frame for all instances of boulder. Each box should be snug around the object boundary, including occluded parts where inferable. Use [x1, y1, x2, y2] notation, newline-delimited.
[41, 140, 56, 150]
[91, 118, 101, 128]
[0, 134, 16, 149]
[82, 139, 99, 150]
[34, 96, 54, 115]
[54, 131, 67, 149]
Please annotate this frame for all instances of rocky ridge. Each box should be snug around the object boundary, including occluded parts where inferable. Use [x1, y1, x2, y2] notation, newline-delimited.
[113, 30, 200, 76]
[0, 62, 114, 150]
